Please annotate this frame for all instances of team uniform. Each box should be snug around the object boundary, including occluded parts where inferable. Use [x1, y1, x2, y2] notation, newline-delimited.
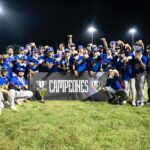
[115, 51, 136, 105]
[58, 49, 73, 73]
[0, 66, 10, 114]
[105, 72, 126, 105]
[9, 69, 33, 109]
[73, 54, 88, 74]
[134, 46, 147, 106]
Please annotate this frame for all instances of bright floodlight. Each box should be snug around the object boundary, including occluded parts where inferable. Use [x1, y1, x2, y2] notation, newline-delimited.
[129, 28, 137, 34]
[88, 26, 96, 33]
[0, 4, 3, 14]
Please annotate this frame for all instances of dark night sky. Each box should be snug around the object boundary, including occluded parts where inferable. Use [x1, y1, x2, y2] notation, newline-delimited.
[0, 0, 149, 49]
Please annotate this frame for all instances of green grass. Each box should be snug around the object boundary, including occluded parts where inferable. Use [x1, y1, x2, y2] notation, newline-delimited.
[0, 100, 150, 150]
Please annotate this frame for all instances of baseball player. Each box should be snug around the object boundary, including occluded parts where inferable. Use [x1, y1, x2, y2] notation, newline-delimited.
[9, 68, 33, 110]
[133, 45, 147, 106]
[0, 66, 10, 115]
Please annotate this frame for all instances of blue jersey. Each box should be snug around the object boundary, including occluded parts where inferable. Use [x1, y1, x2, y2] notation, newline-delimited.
[15, 62, 28, 73]
[134, 55, 147, 74]
[10, 76, 28, 89]
[0, 75, 9, 86]
[3, 56, 15, 78]
[44, 56, 56, 72]
[29, 56, 43, 71]
[88, 56, 102, 72]
[115, 57, 134, 81]
[106, 76, 124, 90]
[73, 55, 87, 73]
[102, 56, 113, 71]
[14, 54, 24, 60]
[59, 56, 73, 72]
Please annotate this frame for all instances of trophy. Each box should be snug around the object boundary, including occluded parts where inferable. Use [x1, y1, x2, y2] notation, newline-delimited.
[67, 35, 73, 47]
[36, 81, 47, 103]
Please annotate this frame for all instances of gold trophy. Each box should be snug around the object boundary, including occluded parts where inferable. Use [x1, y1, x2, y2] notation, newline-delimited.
[36, 81, 47, 103]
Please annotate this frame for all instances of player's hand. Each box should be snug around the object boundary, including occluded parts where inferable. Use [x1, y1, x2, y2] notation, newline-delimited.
[38, 60, 43, 64]
[101, 38, 106, 41]
[29, 62, 34, 66]
[30, 43, 36, 47]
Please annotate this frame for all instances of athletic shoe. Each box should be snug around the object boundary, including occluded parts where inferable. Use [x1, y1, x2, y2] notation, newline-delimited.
[122, 100, 127, 104]
[10, 106, 17, 111]
[15, 100, 22, 105]
[136, 101, 144, 107]
[132, 101, 136, 106]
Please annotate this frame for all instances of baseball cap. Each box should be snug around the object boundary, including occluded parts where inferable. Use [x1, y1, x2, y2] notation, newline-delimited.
[33, 48, 39, 53]
[1, 66, 8, 71]
[65, 48, 70, 53]
[19, 47, 24, 51]
[17, 68, 25, 72]
[47, 47, 54, 52]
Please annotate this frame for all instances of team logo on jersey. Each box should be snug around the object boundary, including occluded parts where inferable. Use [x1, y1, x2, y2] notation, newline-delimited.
[36, 80, 47, 88]
[91, 80, 102, 92]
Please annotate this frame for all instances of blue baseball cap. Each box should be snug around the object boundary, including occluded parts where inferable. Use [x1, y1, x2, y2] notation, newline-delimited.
[110, 41, 116, 46]
[47, 47, 54, 52]
[22, 55, 28, 60]
[134, 45, 143, 52]
[17, 68, 25, 72]
[1, 66, 8, 71]
[33, 48, 39, 53]
[98, 45, 104, 48]
[65, 48, 70, 53]
[78, 45, 83, 49]
[19, 47, 24, 51]
[93, 48, 98, 52]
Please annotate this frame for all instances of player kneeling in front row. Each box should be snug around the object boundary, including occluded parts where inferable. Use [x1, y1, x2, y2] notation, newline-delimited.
[103, 67, 127, 105]
[0, 66, 11, 115]
[9, 68, 33, 111]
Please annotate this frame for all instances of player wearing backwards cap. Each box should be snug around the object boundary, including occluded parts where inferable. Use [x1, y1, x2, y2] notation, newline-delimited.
[0, 66, 10, 115]
[103, 67, 126, 105]
[146, 45, 150, 105]
[133, 44, 147, 106]
[88, 48, 103, 77]
[72, 45, 89, 77]
[9, 68, 33, 111]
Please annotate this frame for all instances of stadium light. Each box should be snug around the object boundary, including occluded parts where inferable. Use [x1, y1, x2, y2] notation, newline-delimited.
[0, 3, 3, 14]
[88, 26, 96, 44]
[129, 28, 137, 45]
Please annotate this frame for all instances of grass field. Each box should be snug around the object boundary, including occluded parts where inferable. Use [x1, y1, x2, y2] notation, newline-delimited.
[0, 100, 150, 150]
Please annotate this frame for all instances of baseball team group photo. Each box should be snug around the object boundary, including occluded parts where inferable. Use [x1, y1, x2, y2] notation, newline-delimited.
[0, 0, 150, 150]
